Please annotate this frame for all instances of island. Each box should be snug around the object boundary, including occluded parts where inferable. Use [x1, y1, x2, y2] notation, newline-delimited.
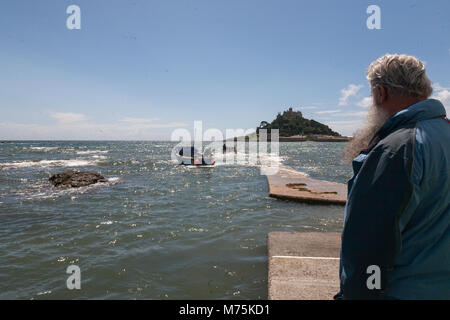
[256, 107, 351, 142]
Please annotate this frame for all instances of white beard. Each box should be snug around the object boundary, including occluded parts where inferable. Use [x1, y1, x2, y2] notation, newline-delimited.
[342, 102, 390, 164]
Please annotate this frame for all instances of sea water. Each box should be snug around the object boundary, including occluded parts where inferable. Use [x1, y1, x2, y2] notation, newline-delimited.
[0, 141, 351, 299]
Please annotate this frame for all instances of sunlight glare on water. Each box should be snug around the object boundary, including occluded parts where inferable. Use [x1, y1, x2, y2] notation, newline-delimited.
[0, 141, 351, 299]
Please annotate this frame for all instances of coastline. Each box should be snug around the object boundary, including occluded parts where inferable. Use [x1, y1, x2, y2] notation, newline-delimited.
[278, 135, 351, 142]
[227, 134, 352, 143]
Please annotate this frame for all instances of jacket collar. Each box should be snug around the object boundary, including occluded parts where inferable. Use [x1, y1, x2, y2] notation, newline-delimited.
[365, 99, 446, 152]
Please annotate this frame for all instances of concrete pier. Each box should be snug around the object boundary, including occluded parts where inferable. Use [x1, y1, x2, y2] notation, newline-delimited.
[265, 166, 347, 205]
[267, 232, 341, 300]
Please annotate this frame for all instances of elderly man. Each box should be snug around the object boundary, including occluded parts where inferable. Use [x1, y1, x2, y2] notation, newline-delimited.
[337, 54, 450, 299]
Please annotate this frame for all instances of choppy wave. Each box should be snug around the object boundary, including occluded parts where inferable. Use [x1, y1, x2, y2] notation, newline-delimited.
[76, 150, 109, 155]
[0, 159, 101, 169]
[0, 141, 349, 299]
[29, 147, 58, 152]
[213, 151, 284, 167]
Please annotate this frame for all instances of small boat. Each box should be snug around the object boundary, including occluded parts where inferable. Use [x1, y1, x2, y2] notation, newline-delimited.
[176, 146, 215, 166]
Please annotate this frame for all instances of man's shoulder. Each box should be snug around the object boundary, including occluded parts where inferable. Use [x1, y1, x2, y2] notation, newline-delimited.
[373, 124, 416, 156]
[370, 116, 450, 184]
[413, 116, 450, 164]
[415, 116, 450, 179]
[415, 116, 450, 145]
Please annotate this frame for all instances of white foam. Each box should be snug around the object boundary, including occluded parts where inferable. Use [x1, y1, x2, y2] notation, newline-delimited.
[0, 159, 99, 169]
[100, 220, 115, 225]
[30, 147, 58, 152]
[213, 151, 284, 167]
[76, 150, 109, 155]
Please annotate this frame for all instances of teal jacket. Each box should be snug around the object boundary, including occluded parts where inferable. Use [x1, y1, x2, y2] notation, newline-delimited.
[338, 99, 450, 299]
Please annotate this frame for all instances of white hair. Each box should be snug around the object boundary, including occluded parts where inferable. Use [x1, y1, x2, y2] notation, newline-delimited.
[342, 100, 390, 164]
[366, 54, 433, 98]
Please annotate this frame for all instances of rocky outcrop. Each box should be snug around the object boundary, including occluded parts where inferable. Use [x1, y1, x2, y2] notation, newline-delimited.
[49, 170, 107, 188]
[257, 108, 342, 137]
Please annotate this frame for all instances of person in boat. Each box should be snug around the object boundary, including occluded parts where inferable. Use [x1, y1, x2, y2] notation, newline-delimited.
[178, 146, 197, 164]
[178, 146, 213, 165]
[222, 143, 236, 153]
[178, 146, 197, 157]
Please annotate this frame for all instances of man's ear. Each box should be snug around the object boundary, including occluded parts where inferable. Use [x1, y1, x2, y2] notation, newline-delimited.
[374, 85, 388, 104]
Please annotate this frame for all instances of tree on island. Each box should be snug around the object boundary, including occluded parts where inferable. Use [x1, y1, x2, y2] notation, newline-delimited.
[256, 107, 340, 137]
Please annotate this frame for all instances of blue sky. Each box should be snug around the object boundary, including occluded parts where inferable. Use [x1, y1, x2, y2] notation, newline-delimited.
[0, 0, 449, 140]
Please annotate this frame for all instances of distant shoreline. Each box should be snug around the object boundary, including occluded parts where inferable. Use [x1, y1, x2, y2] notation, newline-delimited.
[226, 134, 352, 143]
[278, 135, 351, 142]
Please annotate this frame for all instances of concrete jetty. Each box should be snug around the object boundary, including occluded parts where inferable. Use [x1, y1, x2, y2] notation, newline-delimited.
[265, 165, 347, 205]
[267, 232, 341, 300]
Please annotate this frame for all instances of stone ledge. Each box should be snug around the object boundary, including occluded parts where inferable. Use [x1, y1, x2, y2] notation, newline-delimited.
[265, 166, 347, 205]
[268, 232, 341, 300]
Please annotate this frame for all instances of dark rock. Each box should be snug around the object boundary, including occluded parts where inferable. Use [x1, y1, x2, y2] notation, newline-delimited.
[49, 170, 107, 188]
